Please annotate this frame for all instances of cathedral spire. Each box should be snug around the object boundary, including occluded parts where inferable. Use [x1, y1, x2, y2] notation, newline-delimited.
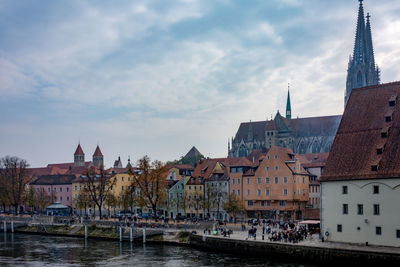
[345, 0, 380, 106]
[286, 84, 291, 120]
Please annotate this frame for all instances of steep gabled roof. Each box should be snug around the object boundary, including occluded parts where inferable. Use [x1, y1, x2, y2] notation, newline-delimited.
[74, 144, 84, 156]
[322, 82, 400, 181]
[235, 121, 267, 141]
[93, 145, 103, 157]
[184, 146, 203, 159]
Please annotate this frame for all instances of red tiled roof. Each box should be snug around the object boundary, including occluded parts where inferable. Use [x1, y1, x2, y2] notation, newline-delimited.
[31, 174, 76, 185]
[301, 152, 329, 168]
[47, 161, 91, 169]
[74, 144, 84, 155]
[93, 145, 103, 157]
[322, 81, 400, 181]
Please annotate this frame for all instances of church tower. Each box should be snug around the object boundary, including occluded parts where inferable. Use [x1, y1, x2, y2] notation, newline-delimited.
[92, 145, 104, 168]
[286, 86, 291, 120]
[74, 143, 85, 167]
[345, 0, 380, 106]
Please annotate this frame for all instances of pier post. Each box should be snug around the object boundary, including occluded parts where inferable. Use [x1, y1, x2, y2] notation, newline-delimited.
[11, 221, 14, 233]
[130, 226, 133, 242]
[84, 225, 88, 239]
[119, 226, 123, 242]
[143, 227, 146, 244]
[3, 221, 6, 233]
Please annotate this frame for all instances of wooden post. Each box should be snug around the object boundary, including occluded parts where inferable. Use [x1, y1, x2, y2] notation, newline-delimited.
[130, 226, 133, 242]
[11, 221, 14, 233]
[3, 221, 6, 233]
[85, 225, 88, 239]
[143, 227, 146, 244]
[119, 226, 123, 242]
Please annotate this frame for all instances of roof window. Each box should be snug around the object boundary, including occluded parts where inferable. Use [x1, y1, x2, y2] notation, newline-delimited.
[376, 148, 383, 155]
[371, 165, 378, 172]
[389, 94, 397, 107]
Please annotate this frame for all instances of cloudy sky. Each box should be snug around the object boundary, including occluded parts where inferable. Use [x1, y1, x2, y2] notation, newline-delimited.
[1, 0, 400, 168]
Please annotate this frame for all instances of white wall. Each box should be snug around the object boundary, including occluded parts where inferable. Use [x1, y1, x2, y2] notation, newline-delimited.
[321, 178, 400, 247]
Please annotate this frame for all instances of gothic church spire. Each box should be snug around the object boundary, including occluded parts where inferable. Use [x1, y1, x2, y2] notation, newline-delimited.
[286, 84, 291, 120]
[345, 0, 380, 106]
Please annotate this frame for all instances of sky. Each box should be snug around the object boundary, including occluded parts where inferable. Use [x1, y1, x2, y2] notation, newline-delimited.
[1, 0, 400, 168]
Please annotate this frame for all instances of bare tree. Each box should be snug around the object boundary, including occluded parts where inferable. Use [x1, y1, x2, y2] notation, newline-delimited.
[83, 165, 116, 219]
[0, 156, 30, 214]
[128, 156, 166, 216]
[36, 188, 51, 214]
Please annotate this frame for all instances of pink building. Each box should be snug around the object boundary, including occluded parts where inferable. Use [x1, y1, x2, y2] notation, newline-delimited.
[31, 174, 75, 207]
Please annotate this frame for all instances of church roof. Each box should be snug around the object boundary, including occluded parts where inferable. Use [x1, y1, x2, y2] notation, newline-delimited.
[322, 81, 400, 181]
[235, 121, 268, 141]
[93, 145, 103, 157]
[74, 144, 84, 155]
[184, 146, 203, 159]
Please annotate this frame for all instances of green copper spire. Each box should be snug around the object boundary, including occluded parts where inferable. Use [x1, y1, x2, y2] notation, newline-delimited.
[286, 84, 291, 120]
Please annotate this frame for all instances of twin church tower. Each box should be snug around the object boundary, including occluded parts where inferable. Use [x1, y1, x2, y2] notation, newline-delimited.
[229, 0, 381, 157]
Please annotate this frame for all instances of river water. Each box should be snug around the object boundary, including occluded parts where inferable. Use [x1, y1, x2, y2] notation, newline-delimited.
[0, 233, 309, 266]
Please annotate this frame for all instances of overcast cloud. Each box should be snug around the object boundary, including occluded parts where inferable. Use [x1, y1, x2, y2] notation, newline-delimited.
[1, 0, 400, 167]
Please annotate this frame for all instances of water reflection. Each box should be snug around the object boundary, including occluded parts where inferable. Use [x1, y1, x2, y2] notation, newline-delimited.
[0, 233, 308, 266]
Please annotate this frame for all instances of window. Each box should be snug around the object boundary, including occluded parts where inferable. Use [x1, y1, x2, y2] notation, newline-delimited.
[297, 177, 300, 184]
[66, 188, 69, 192]
[247, 201, 253, 206]
[376, 226, 382, 235]
[128, 177, 130, 181]
[122, 186, 124, 191]
[274, 166, 278, 171]
[189, 186, 191, 190]
[75, 185, 77, 191]
[247, 189, 250, 196]
[373, 185, 379, 194]
[266, 166, 270, 171]
[232, 189, 235, 195]
[60, 188, 62, 192]
[357, 204, 363, 215]
[67, 196, 69, 201]
[343, 204, 348, 214]
[371, 165, 378, 172]
[342, 186, 348, 194]
[303, 189, 306, 196]
[261, 201, 265, 206]
[75, 194, 77, 199]
[377, 148, 383, 155]
[374, 204, 380, 215]
[247, 178, 250, 184]
[60, 196, 63, 201]
[385, 116, 392, 122]
[48, 188, 50, 192]
[337, 224, 342, 232]
[381, 132, 388, 138]
[284, 177, 287, 184]
[238, 178, 240, 184]
[238, 189, 240, 196]
[274, 177, 278, 184]
[266, 200, 271, 206]
[257, 189, 261, 196]
[257, 177, 261, 184]
[232, 178, 235, 185]
[122, 176, 124, 182]
[54, 188, 56, 192]
[397, 230, 400, 238]
[266, 189, 270, 196]
[274, 155, 278, 159]
[279, 200, 286, 206]
[265, 177, 270, 184]
[267, 155, 270, 159]
[283, 189, 287, 196]
[194, 186, 197, 190]
[303, 177, 305, 184]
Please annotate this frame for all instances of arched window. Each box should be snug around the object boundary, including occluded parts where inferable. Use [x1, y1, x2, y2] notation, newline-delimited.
[357, 71, 363, 87]
[239, 145, 247, 157]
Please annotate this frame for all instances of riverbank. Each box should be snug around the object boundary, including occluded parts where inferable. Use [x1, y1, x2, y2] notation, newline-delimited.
[189, 234, 400, 265]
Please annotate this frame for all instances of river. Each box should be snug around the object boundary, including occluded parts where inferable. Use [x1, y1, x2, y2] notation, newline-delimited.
[0, 233, 309, 266]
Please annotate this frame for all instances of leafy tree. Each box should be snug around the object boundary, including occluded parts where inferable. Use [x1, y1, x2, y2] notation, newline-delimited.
[26, 185, 37, 214]
[0, 156, 30, 214]
[128, 156, 166, 216]
[223, 194, 245, 222]
[83, 165, 116, 219]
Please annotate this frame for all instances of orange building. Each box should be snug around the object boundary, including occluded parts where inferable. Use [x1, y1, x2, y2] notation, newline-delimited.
[240, 146, 309, 220]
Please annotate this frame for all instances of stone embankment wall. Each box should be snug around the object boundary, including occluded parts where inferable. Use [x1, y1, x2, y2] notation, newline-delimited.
[189, 235, 400, 265]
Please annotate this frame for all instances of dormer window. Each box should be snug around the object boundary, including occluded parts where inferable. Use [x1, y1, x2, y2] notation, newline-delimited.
[389, 95, 397, 107]
[371, 165, 378, 172]
[377, 148, 383, 155]
[385, 116, 392, 122]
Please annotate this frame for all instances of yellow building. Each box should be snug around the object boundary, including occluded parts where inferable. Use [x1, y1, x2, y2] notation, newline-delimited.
[185, 177, 204, 219]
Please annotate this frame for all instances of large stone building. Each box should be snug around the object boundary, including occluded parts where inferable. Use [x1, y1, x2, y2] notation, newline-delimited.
[321, 81, 400, 247]
[229, 1, 380, 158]
[345, 0, 380, 106]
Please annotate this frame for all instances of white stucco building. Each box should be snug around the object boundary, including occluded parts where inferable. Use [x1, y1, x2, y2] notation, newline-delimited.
[321, 81, 400, 247]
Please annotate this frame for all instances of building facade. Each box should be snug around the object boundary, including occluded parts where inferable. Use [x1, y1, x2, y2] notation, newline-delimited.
[321, 82, 400, 247]
[31, 174, 75, 207]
